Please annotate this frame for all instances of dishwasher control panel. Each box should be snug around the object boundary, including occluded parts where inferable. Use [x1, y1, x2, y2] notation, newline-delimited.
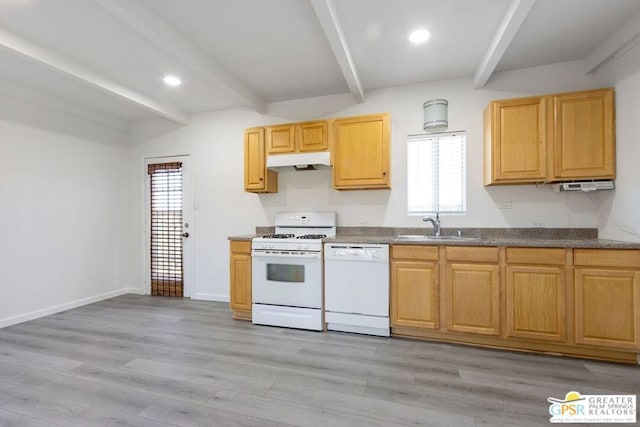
[324, 244, 389, 262]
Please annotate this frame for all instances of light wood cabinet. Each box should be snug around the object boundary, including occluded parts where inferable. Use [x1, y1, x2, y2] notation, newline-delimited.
[445, 247, 500, 336]
[298, 121, 329, 152]
[244, 127, 277, 193]
[333, 113, 390, 190]
[553, 89, 615, 180]
[391, 246, 439, 329]
[265, 120, 329, 154]
[484, 96, 548, 184]
[505, 248, 566, 342]
[246, 113, 389, 192]
[229, 240, 252, 321]
[390, 244, 640, 363]
[574, 249, 640, 350]
[265, 124, 295, 154]
[484, 88, 615, 185]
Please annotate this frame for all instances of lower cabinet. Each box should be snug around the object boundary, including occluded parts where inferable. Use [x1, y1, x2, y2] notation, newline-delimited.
[574, 249, 640, 350]
[445, 247, 500, 336]
[229, 240, 252, 320]
[391, 244, 640, 363]
[390, 246, 439, 329]
[505, 248, 566, 342]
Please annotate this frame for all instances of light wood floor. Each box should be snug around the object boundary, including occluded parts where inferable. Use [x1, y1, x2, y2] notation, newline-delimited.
[0, 295, 638, 426]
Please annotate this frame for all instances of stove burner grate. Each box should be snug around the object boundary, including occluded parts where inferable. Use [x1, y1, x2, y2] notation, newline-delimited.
[261, 233, 295, 239]
[296, 234, 327, 239]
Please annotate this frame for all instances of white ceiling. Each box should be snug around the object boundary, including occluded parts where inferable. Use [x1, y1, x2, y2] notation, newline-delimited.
[0, 0, 639, 129]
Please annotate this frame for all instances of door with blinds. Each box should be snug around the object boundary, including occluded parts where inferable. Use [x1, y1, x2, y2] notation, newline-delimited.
[145, 156, 193, 297]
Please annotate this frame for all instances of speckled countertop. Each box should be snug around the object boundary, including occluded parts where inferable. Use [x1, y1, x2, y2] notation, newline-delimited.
[229, 227, 640, 249]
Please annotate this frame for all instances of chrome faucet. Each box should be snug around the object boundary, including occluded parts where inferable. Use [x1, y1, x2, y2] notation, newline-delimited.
[422, 213, 441, 237]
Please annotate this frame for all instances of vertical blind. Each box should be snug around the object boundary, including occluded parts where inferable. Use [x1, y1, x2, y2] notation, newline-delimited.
[407, 132, 466, 214]
[148, 162, 183, 297]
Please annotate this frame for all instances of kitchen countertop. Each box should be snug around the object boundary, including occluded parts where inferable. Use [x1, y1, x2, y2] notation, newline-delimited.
[229, 228, 640, 249]
[325, 235, 640, 249]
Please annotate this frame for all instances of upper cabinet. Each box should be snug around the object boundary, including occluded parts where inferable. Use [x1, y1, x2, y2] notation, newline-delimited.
[244, 127, 277, 193]
[333, 113, 391, 190]
[483, 96, 548, 184]
[553, 89, 615, 180]
[265, 124, 296, 154]
[484, 88, 615, 185]
[265, 120, 329, 155]
[245, 113, 390, 193]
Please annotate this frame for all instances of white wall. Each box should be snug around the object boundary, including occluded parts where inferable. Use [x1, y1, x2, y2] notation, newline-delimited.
[0, 96, 131, 327]
[593, 42, 640, 242]
[128, 60, 615, 302]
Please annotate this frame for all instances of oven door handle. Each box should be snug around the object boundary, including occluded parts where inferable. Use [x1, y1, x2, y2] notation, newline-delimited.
[252, 251, 321, 259]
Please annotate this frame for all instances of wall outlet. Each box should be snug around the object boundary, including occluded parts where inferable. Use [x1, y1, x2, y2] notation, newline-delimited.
[497, 201, 512, 209]
[530, 220, 545, 228]
[357, 218, 368, 226]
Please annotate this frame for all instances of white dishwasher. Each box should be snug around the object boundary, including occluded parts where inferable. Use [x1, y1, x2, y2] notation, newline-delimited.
[323, 243, 390, 336]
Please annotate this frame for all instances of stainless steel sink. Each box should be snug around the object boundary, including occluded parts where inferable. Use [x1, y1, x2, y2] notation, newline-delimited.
[396, 234, 481, 241]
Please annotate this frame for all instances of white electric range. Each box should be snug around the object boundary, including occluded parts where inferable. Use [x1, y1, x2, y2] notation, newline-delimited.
[251, 212, 336, 331]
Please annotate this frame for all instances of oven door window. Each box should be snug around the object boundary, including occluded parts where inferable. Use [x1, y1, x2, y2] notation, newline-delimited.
[267, 263, 305, 283]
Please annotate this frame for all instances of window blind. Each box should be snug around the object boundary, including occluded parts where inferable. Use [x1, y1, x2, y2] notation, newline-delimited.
[148, 162, 183, 297]
[407, 132, 466, 214]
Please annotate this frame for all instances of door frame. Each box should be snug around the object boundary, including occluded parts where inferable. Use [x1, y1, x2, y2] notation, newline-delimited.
[143, 154, 194, 297]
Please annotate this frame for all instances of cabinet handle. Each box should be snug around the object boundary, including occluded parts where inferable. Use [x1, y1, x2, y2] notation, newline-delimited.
[382, 172, 387, 176]
[259, 177, 263, 181]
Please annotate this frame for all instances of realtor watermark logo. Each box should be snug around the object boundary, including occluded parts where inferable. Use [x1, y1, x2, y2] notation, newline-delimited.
[548, 391, 637, 423]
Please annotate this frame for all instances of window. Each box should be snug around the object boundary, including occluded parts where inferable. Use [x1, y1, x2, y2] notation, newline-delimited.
[407, 132, 466, 215]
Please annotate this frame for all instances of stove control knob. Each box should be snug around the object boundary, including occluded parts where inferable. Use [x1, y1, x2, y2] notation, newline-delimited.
[296, 244, 302, 250]
[304, 244, 310, 250]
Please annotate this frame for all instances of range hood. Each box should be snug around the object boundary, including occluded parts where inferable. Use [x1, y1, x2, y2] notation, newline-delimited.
[266, 151, 331, 170]
[552, 181, 615, 192]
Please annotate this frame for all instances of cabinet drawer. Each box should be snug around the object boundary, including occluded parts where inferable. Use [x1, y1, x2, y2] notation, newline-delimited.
[392, 245, 438, 261]
[445, 246, 498, 263]
[230, 240, 251, 254]
[507, 247, 565, 265]
[574, 249, 640, 269]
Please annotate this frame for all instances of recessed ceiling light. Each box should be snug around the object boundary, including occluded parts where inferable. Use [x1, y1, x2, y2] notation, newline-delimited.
[163, 75, 182, 87]
[409, 29, 431, 44]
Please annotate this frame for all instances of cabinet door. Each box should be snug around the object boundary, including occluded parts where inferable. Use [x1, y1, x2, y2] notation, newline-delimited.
[266, 124, 296, 154]
[506, 265, 566, 342]
[446, 263, 500, 335]
[245, 127, 266, 191]
[230, 242, 252, 320]
[575, 268, 639, 350]
[553, 89, 614, 180]
[484, 97, 547, 184]
[298, 121, 328, 152]
[244, 127, 277, 193]
[333, 113, 390, 189]
[391, 260, 439, 329]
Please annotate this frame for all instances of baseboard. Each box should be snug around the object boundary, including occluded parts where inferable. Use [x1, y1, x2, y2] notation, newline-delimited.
[0, 287, 140, 328]
[191, 292, 229, 302]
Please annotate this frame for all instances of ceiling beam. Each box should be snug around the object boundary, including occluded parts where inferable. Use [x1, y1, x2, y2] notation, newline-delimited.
[584, 9, 640, 74]
[96, 0, 267, 114]
[473, 0, 536, 88]
[0, 26, 189, 125]
[0, 76, 130, 131]
[310, 0, 364, 103]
